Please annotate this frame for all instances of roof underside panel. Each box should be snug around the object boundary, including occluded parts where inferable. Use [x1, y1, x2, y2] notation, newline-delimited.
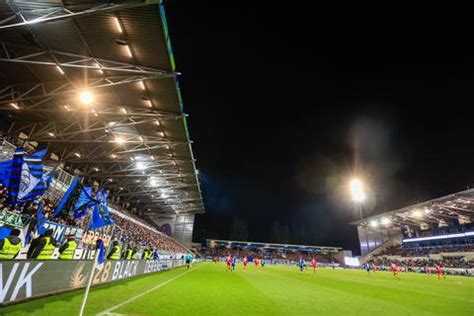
[353, 189, 474, 230]
[0, 0, 204, 218]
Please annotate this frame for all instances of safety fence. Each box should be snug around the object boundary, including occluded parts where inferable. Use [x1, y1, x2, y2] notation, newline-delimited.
[0, 258, 183, 305]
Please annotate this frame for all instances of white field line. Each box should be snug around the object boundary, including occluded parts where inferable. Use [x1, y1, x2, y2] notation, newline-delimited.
[97, 268, 195, 315]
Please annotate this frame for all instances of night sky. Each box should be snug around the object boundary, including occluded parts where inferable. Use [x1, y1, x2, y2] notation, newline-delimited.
[165, 3, 474, 253]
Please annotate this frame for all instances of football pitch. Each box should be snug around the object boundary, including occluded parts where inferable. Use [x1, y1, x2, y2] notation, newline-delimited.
[2, 262, 473, 315]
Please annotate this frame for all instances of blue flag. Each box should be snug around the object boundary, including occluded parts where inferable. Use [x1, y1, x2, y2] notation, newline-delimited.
[73, 187, 114, 229]
[96, 239, 106, 270]
[0, 148, 53, 205]
[4, 148, 25, 205]
[53, 177, 79, 217]
[73, 187, 96, 218]
[88, 189, 114, 230]
[36, 202, 47, 235]
[17, 149, 51, 203]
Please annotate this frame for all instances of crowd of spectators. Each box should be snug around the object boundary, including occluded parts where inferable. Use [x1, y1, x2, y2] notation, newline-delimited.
[372, 257, 474, 270]
[206, 246, 334, 264]
[0, 182, 188, 256]
[371, 243, 474, 273]
[112, 214, 187, 254]
[378, 244, 474, 257]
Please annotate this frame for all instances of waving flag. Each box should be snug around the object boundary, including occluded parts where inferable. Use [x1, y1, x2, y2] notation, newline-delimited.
[73, 186, 114, 229]
[53, 177, 79, 217]
[0, 148, 25, 205]
[96, 239, 106, 271]
[89, 189, 114, 229]
[0, 148, 54, 205]
[73, 186, 97, 218]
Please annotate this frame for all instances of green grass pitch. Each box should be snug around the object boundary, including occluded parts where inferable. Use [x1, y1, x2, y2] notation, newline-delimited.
[2, 262, 473, 315]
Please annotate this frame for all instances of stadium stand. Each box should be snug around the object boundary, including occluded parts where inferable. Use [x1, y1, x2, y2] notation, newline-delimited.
[354, 189, 474, 275]
[0, 0, 203, 306]
[205, 239, 343, 266]
[0, 177, 188, 258]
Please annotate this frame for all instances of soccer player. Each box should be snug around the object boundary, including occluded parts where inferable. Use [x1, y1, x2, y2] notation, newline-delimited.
[254, 258, 259, 268]
[261, 258, 265, 268]
[243, 256, 248, 269]
[390, 262, 398, 277]
[226, 255, 232, 271]
[434, 263, 445, 280]
[425, 265, 431, 275]
[298, 257, 305, 274]
[231, 256, 237, 271]
[364, 262, 371, 275]
[311, 258, 317, 273]
[185, 253, 192, 270]
[371, 262, 377, 272]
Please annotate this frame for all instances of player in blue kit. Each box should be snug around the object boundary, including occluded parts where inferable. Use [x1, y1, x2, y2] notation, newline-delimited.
[298, 257, 305, 274]
[364, 262, 371, 275]
[231, 256, 237, 271]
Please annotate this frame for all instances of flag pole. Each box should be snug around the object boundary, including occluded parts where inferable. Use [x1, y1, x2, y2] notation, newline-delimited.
[79, 247, 100, 316]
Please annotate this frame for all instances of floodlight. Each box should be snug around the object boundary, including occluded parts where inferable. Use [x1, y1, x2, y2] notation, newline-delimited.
[136, 161, 146, 170]
[350, 178, 366, 202]
[114, 137, 125, 144]
[79, 91, 93, 105]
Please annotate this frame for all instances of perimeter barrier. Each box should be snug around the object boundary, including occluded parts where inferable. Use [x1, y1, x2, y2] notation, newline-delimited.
[0, 258, 183, 305]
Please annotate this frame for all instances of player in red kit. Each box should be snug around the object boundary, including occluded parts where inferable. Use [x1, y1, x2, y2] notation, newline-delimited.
[226, 255, 232, 271]
[390, 262, 398, 277]
[371, 262, 377, 272]
[254, 258, 259, 267]
[435, 263, 445, 280]
[243, 256, 248, 269]
[311, 258, 317, 273]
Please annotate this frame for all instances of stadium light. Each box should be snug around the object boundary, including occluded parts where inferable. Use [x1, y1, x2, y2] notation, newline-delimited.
[56, 65, 65, 75]
[380, 217, 390, 226]
[412, 209, 423, 218]
[79, 91, 93, 105]
[350, 178, 366, 202]
[113, 16, 123, 33]
[114, 137, 125, 144]
[424, 207, 432, 214]
[136, 161, 147, 170]
[369, 220, 378, 227]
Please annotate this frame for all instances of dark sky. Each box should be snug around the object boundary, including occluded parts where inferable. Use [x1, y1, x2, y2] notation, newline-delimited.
[165, 3, 474, 253]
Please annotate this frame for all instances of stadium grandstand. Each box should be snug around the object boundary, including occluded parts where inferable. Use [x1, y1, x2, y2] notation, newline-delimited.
[205, 239, 348, 266]
[0, 0, 202, 306]
[353, 189, 474, 276]
[0, 2, 473, 315]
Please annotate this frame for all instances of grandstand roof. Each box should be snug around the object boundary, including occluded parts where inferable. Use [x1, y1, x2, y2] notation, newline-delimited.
[0, 0, 203, 217]
[351, 188, 474, 229]
[206, 239, 342, 253]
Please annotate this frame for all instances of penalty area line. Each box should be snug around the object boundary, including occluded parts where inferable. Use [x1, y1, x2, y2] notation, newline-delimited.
[97, 267, 196, 315]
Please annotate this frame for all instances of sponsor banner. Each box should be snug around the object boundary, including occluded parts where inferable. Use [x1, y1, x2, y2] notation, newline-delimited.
[0, 259, 181, 305]
[0, 210, 31, 229]
[41, 221, 84, 244]
[81, 229, 112, 247]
